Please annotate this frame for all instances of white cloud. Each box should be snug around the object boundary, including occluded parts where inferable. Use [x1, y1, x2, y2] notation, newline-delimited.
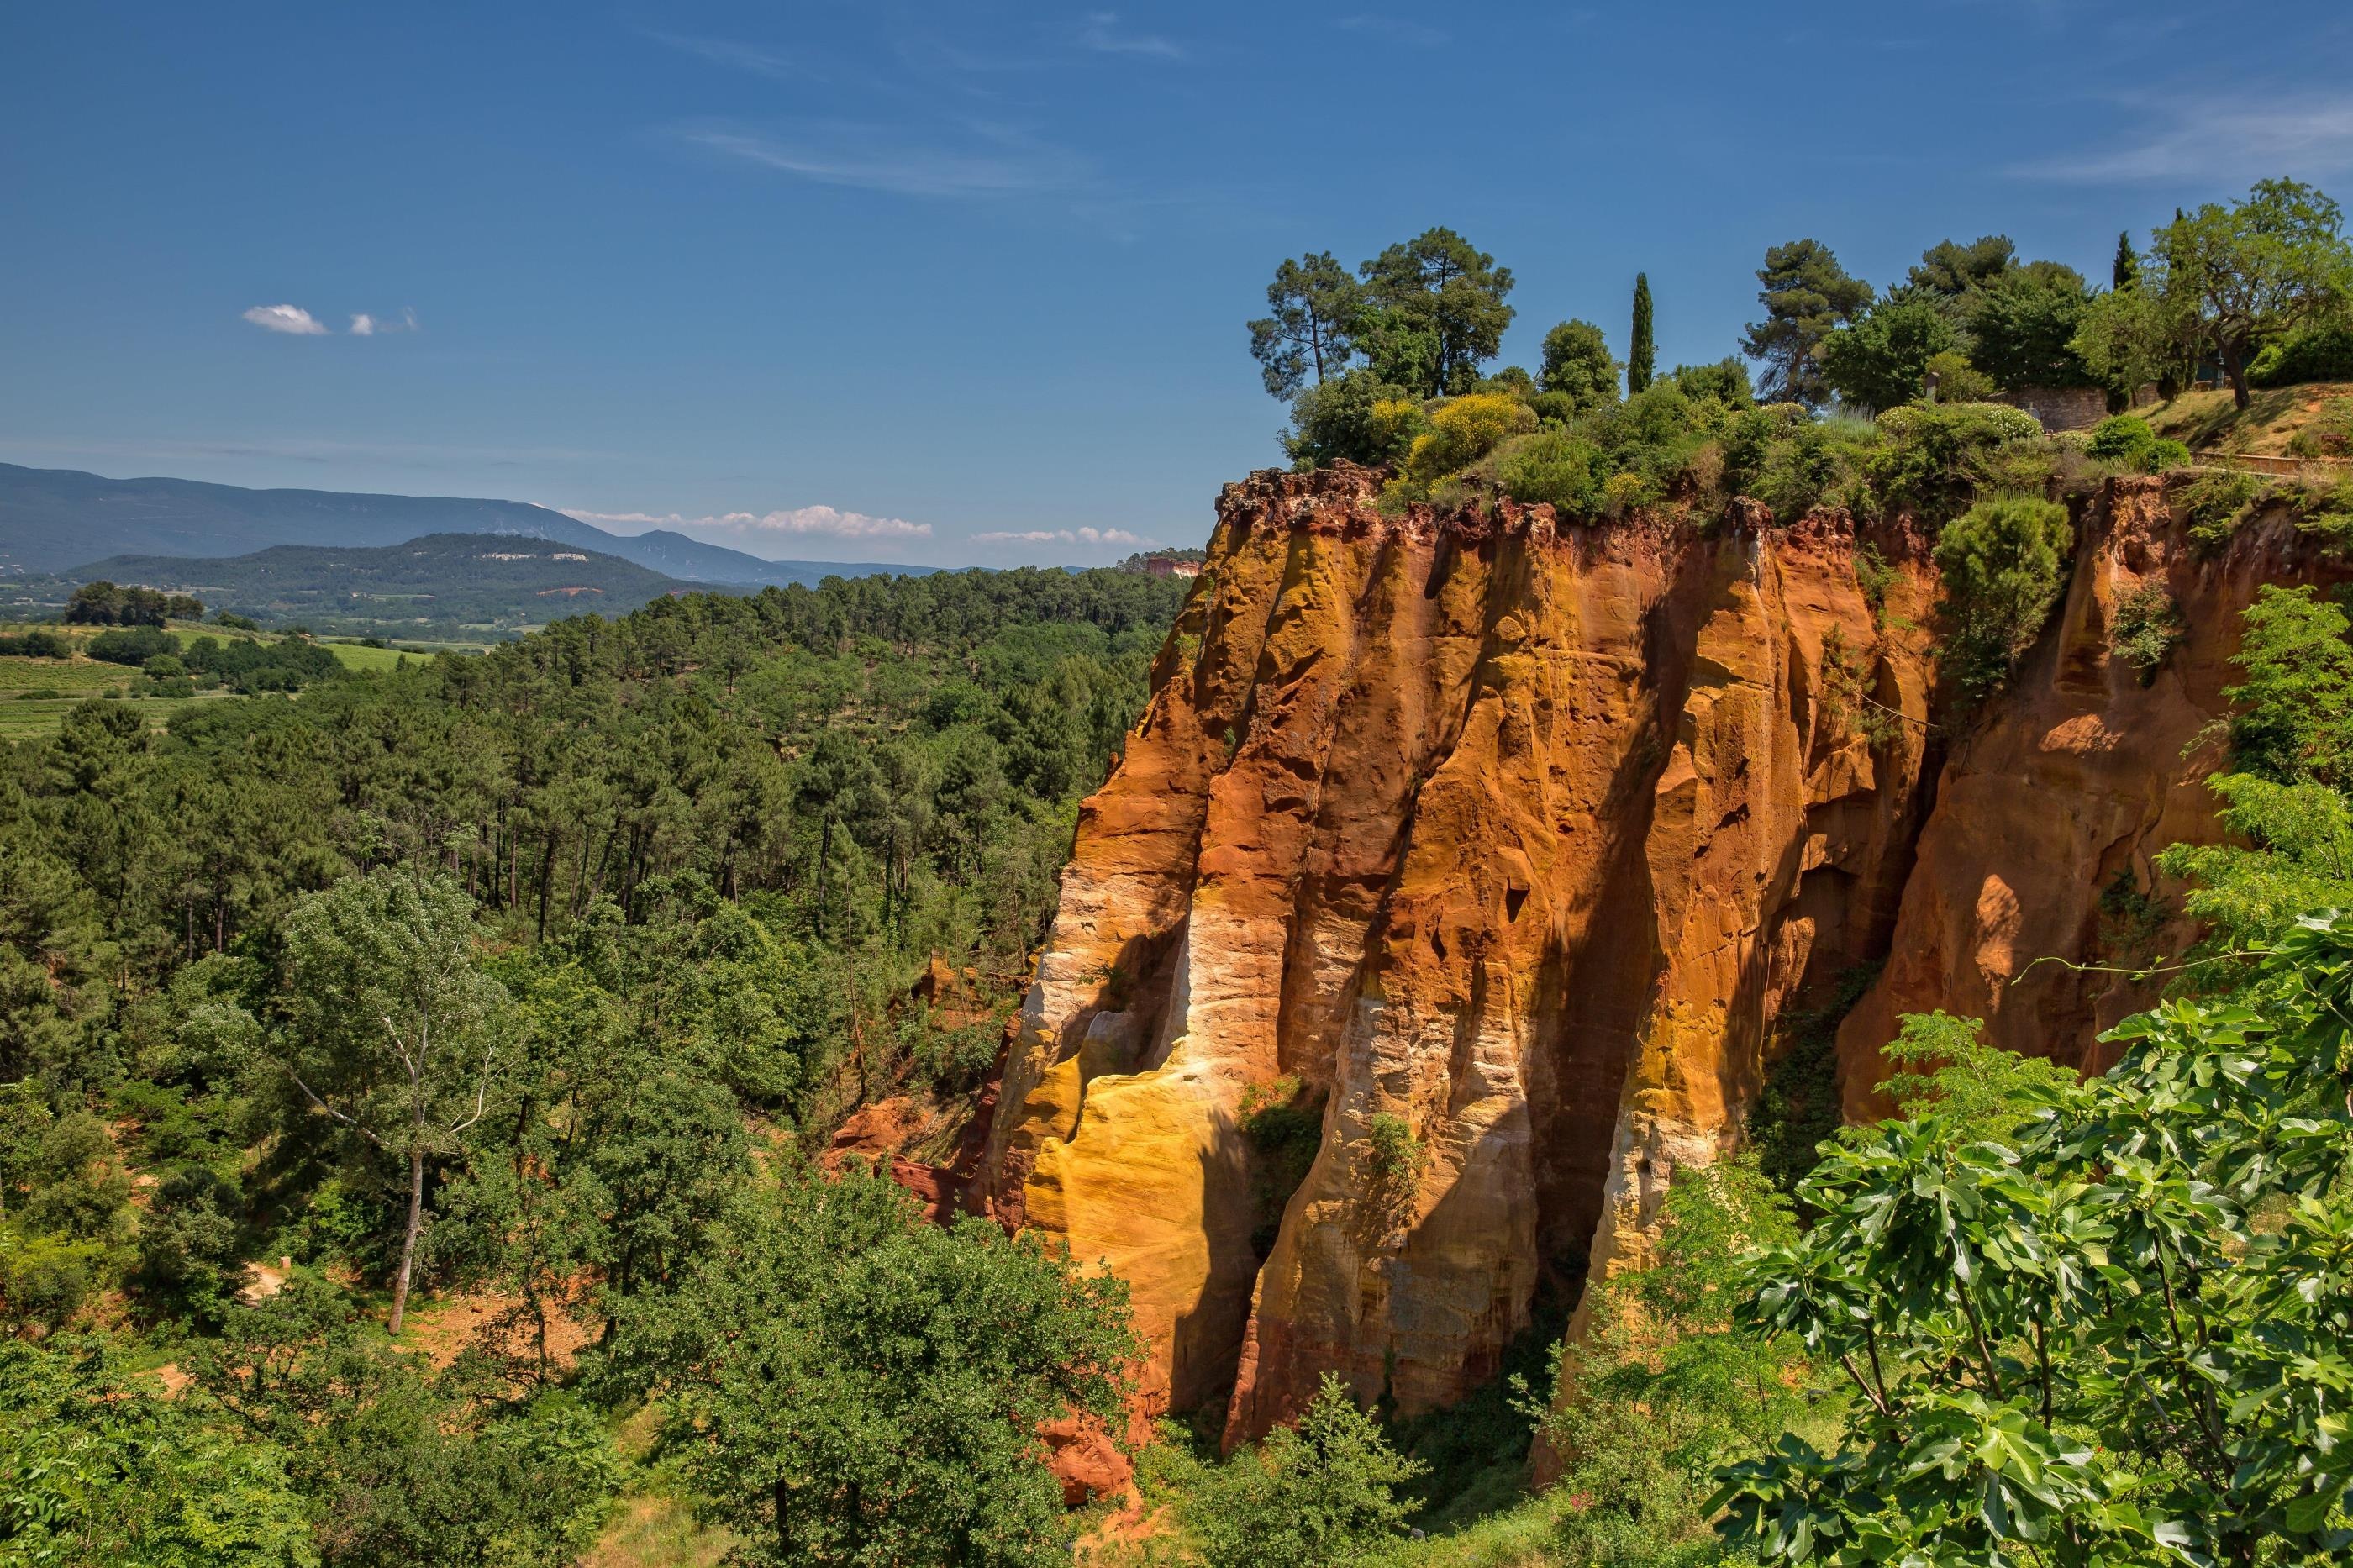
[971, 526, 1151, 547]
[1078, 12, 1185, 60]
[242, 303, 329, 335]
[2014, 94, 2353, 183]
[564, 505, 932, 541]
[350, 308, 418, 336]
[645, 29, 802, 80]
[681, 119, 1089, 198]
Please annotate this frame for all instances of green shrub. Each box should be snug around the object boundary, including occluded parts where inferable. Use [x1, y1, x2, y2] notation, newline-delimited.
[2108, 581, 2186, 681]
[2148, 436, 2192, 471]
[2248, 318, 2353, 387]
[1870, 401, 2048, 519]
[2087, 413, 2157, 463]
[1933, 494, 2074, 698]
[1667, 357, 1755, 410]
[0, 629, 68, 658]
[1395, 393, 1536, 495]
[86, 624, 176, 666]
[2180, 469, 2266, 545]
[1497, 429, 1605, 514]
[1924, 349, 1996, 403]
[1283, 368, 1422, 469]
[1538, 318, 1621, 413]
[1176, 1373, 1424, 1567]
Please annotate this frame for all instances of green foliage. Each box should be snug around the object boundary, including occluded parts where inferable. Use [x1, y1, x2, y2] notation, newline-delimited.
[1498, 430, 1607, 515]
[1176, 1373, 1426, 1568]
[1713, 917, 2353, 1565]
[85, 624, 176, 666]
[2249, 317, 2353, 387]
[1360, 229, 1517, 397]
[1666, 359, 1754, 409]
[2113, 231, 2139, 292]
[1867, 401, 2048, 521]
[1529, 1156, 1813, 1568]
[2107, 580, 2185, 680]
[0, 629, 68, 658]
[192, 1278, 621, 1565]
[1967, 263, 2097, 392]
[2220, 582, 2353, 784]
[1285, 369, 1423, 469]
[2161, 773, 2353, 959]
[2070, 281, 2192, 400]
[1629, 275, 1656, 396]
[1240, 1075, 1323, 1260]
[1931, 495, 2073, 699]
[2086, 413, 2156, 463]
[1395, 395, 1536, 497]
[0, 1337, 318, 1565]
[1538, 319, 1621, 413]
[1873, 1010, 2079, 1140]
[2153, 177, 2353, 405]
[272, 868, 513, 1330]
[1819, 296, 1956, 412]
[64, 581, 203, 627]
[1742, 239, 1872, 406]
[619, 1163, 1136, 1566]
[1250, 252, 1366, 399]
[1748, 965, 1880, 1202]
[1922, 349, 1994, 403]
[2180, 467, 2267, 545]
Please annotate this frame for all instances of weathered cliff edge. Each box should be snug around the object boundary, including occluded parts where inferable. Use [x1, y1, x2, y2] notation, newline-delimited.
[972, 466, 2340, 1456]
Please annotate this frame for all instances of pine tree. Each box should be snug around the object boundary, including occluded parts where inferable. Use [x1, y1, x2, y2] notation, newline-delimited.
[1628, 272, 1656, 393]
[2113, 230, 2139, 291]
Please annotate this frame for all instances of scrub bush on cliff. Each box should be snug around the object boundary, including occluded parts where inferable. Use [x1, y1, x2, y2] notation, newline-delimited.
[1931, 494, 2072, 699]
[1713, 914, 2353, 1567]
[1284, 369, 1423, 469]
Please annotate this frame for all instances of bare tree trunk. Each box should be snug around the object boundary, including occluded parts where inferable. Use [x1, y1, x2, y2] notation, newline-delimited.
[390, 1143, 424, 1334]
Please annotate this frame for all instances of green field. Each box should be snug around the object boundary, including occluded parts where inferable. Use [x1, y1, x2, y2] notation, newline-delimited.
[0, 623, 485, 740]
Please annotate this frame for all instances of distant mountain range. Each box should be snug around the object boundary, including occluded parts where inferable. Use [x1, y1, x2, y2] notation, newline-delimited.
[0, 462, 932, 588]
[71, 534, 689, 629]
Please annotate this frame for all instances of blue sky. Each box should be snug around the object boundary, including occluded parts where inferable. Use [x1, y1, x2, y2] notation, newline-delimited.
[5, 2, 2351, 566]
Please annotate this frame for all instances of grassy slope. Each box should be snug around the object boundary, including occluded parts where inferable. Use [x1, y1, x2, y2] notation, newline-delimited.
[2136, 381, 2353, 455]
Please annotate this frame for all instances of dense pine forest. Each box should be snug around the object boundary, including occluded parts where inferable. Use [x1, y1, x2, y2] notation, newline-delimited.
[0, 566, 1182, 1565]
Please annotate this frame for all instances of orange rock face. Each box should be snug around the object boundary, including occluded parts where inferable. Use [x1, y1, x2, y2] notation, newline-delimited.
[977, 468, 2345, 1461]
[1835, 481, 2350, 1108]
[976, 466, 1945, 1442]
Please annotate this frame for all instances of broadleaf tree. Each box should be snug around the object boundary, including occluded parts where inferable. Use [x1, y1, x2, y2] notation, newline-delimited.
[273, 867, 513, 1332]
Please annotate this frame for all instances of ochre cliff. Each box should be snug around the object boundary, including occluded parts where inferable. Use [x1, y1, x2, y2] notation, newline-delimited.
[976, 464, 1945, 1434]
[973, 467, 2343, 1459]
[1836, 480, 2350, 1108]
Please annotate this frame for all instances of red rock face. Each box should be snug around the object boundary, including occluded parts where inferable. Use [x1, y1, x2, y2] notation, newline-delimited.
[1836, 480, 2350, 1108]
[973, 468, 2342, 1464]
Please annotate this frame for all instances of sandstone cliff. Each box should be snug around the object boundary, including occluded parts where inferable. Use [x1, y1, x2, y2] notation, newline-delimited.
[974, 467, 2340, 1459]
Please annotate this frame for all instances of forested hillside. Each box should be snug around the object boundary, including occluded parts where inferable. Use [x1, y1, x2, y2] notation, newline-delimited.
[0, 564, 1184, 1564]
[65, 534, 692, 633]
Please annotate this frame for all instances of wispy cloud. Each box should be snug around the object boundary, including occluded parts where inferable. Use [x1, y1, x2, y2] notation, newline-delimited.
[1077, 12, 1184, 60]
[350, 308, 418, 336]
[971, 525, 1151, 547]
[2014, 93, 2353, 182]
[1337, 14, 1450, 46]
[645, 29, 803, 81]
[565, 505, 932, 541]
[679, 118, 1090, 198]
[242, 303, 329, 335]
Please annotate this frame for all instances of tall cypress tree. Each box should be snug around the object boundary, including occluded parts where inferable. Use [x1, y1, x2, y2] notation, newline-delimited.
[1628, 273, 1656, 393]
[2112, 231, 2139, 291]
